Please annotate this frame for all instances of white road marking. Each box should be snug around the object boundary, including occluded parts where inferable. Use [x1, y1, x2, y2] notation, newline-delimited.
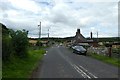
[88, 72, 98, 78]
[79, 65, 98, 78]
[76, 69, 86, 78]
[57, 49, 98, 78]
[73, 64, 91, 79]
[65, 57, 94, 78]
[63, 56, 97, 78]
[79, 65, 88, 72]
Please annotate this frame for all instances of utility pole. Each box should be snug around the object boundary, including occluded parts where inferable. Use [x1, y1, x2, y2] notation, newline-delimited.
[38, 22, 41, 48]
[48, 29, 49, 41]
[97, 31, 98, 42]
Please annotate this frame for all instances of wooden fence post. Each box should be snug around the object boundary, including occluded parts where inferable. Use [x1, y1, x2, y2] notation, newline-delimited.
[108, 47, 112, 57]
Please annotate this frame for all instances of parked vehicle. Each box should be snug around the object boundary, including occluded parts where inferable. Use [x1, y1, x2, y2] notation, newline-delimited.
[72, 46, 87, 55]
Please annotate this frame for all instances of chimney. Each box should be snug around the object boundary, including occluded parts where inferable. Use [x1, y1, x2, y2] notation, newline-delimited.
[77, 29, 80, 34]
[90, 32, 92, 39]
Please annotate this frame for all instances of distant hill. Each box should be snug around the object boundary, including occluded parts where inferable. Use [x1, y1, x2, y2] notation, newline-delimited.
[29, 36, 119, 42]
[89, 37, 119, 42]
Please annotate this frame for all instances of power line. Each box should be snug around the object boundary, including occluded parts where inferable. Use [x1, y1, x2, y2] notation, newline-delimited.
[28, 33, 48, 35]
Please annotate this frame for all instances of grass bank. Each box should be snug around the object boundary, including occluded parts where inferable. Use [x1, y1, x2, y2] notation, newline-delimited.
[89, 53, 120, 67]
[2, 49, 45, 79]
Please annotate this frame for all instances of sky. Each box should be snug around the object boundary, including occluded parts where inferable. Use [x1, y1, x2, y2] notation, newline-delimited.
[0, 0, 119, 38]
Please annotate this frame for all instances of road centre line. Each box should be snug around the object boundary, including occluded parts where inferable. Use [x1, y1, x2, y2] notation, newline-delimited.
[63, 56, 91, 78]
[57, 48, 98, 78]
[76, 68, 86, 78]
[62, 54, 97, 78]
[73, 64, 91, 78]
[79, 65, 98, 78]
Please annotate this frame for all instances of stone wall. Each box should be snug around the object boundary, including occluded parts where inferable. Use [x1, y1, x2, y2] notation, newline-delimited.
[87, 46, 119, 58]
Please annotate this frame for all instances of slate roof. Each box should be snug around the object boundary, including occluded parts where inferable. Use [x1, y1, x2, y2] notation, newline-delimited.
[73, 29, 87, 43]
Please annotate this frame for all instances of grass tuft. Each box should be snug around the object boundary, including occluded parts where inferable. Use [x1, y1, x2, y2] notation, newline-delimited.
[89, 53, 120, 67]
[2, 49, 45, 78]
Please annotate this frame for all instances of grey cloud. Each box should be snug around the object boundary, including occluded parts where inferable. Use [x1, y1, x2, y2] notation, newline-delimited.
[2, 13, 8, 18]
[0, 0, 118, 38]
[0, 1, 13, 11]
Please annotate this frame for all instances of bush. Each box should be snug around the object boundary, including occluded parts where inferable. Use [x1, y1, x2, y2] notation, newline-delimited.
[36, 40, 42, 46]
[2, 36, 12, 61]
[2, 25, 13, 61]
[10, 29, 29, 58]
[2, 23, 29, 60]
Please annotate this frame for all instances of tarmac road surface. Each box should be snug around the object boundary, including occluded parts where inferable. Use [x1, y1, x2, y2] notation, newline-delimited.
[31, 45, 119, 78]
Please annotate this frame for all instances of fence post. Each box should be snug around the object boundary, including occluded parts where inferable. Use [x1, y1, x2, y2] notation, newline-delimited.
[108, 47, 112, 57]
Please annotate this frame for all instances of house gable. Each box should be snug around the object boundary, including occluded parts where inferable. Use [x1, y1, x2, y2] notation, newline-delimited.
[73, 29, 87, 43]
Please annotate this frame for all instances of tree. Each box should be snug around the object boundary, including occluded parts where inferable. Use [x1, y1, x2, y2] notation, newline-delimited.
[10, 29, 29, 58]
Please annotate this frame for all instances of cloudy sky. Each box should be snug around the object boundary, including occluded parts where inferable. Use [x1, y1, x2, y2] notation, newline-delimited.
[0, 0, 119, 38]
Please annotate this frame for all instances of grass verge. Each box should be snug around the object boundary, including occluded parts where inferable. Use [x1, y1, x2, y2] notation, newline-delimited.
[89, 53, 120, 67]
[2, 49, 45, 79]
[0, 58, 2, 79]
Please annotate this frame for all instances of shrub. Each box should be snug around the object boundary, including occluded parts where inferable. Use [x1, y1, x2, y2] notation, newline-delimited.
[2, 36, 12, 61]
[10, 29, 29, 58]
[2, 25, 13, 61]
[36, 40, 42, 46]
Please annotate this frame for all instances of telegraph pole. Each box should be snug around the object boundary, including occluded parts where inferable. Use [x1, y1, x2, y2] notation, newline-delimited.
[48, 29, 49, 41]
[38, 22, 41, 48]
[97, 31, 98, 42]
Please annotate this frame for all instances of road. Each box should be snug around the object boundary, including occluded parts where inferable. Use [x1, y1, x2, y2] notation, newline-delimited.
[32, 45, 118, 78]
